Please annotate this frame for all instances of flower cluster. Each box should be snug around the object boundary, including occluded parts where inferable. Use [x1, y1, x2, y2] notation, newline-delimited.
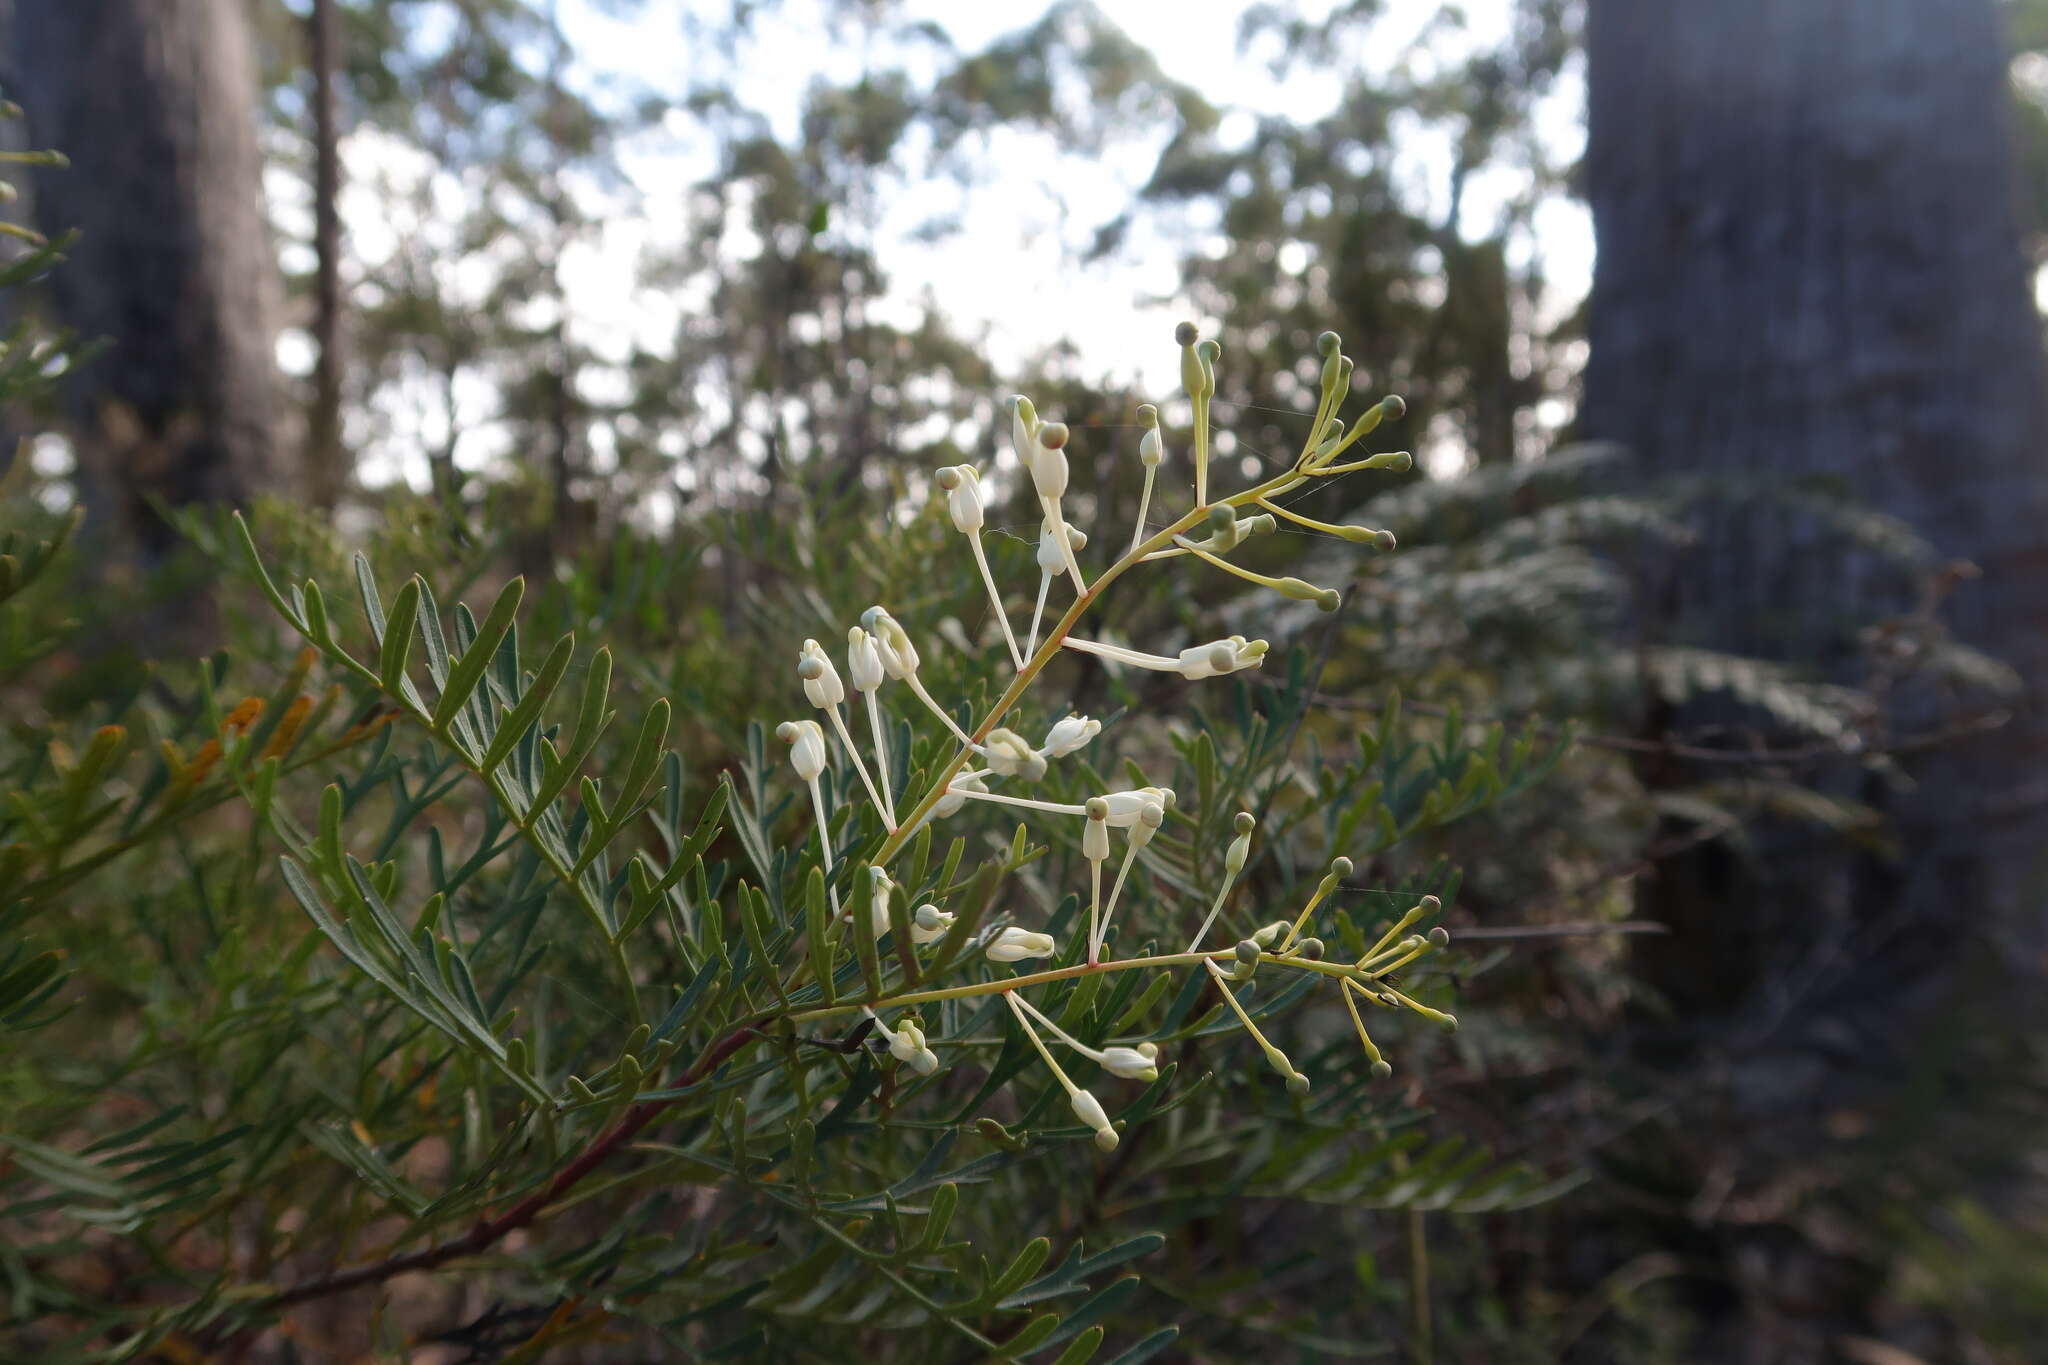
[777, 322, 1452, 1154]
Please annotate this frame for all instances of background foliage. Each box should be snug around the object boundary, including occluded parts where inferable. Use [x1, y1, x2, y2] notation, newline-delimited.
[5, 2, 2047, 1361]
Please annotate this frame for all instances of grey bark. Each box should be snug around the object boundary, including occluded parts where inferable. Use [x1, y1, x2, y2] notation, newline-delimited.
[1581, 0, 2048, 1352]
[11, 0, 285, 560]
[1583, 0, 2048, 964]
[307, 0, 346, 509]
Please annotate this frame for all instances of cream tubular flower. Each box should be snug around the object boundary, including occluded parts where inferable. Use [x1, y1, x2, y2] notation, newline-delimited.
[1062, 634, 1269, 681]
[1003, 992, 1121, 1152]
[1099, 1044, 1161, 1081]
[844, 625, 898, 828]
[779, 719, 827, 782]
[1021, 413, 1086, 593]
[864, 1007, 941, 1076]
[931, 771, 985, 818]
[1041, 714, 1100, 759]
[1027, 517, 1088, 658]
[1069, 1088, 1118, 1152]
[1010, 989, 1164, 1085]
[1175, 636, 1268, 680]
[935, 464, 1024, 668]
[1082, 796, 1110, 965]
[985, 927, 1057, 962]
[1130, 402, 1164, 553]
[865, 866, 897, 939]
[983, 727, 1046, 781]
[800, 639, 892, 820]
[777, 719, 836, 877]
[1092, 798, 1162, 963]
[1094, 786, 1175, 829]
[911, 903, 955, 945]
[846, 625, 886, 694]
[798, 638, 844, 708]
[863, 606, 979, 750]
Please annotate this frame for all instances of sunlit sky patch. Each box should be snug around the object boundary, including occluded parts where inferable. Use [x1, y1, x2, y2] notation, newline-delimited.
[280, 0, 1592, 491]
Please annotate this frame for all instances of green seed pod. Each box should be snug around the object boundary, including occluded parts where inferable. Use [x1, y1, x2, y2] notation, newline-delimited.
[1320, 347, 1344, 399]
[1265, 574, 1339, 606]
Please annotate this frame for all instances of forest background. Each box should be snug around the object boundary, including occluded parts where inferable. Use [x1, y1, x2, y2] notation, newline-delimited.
[4, 0, 2048, 1361]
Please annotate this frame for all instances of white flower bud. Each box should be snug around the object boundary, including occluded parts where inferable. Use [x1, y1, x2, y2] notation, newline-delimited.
[985, 927, 1057, 962]
[1099, 1045, 1159, 1081]
[936, 464, 984, 534]
[984, 728, 1045, 781]
[932, 772, 984, 817]
[847, 626, 885, 692]
[877, 1016, 941, 1076]
[1096, 787, 1175, 828]
[888, 1020, 926, 1066]
[862, 606, 920, 679]
[1028, 421, 1070, 500]
[1176, 636, 1268, 681]
[868, 866, 897, 939]
[911, 903, 955, 944]
[1037, 520, 1066, 573]
[777, 720, 827, 781]
[1138, 425, 1162, 468]
[1010, 394, 1039, 468]
[1069, 1088, 1117, 1150]
[1041, 714, 1100, 758]
[1128, 800, 1164, 849]
[1082, 809, 1110, 862]
[1035, 517, 1088, 573]
[799, 638, 844, 708]
[1225, 811, 1255, 875]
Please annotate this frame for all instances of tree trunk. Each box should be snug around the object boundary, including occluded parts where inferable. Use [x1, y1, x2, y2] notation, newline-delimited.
[11, 0, 285, 561]
[306, 0, 346, 509]
[1585, 0, 2048, 971]
[1581, 0, 2048, 1352]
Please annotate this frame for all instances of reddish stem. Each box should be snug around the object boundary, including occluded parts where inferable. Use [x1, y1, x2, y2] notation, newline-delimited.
[255, 1021, 766, 1313]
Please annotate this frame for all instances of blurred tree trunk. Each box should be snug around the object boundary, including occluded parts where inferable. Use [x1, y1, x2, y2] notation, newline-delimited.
[12, 0, 284, 561]
[306, 0, 346, 509]
[1585, 0, 2048, 980]
[1582, 0, 2048, 1351]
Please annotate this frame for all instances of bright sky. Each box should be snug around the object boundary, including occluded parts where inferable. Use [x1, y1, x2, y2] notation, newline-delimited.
[306, 0, 1591, 489]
